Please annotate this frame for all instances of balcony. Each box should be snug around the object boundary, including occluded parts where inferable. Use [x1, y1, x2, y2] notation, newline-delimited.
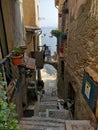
[0, 52, 39, 119]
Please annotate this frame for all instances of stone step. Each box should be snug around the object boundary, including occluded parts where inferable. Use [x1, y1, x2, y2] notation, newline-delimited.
[41, 96, 58, 102]
[65, 120, 95, 130]
[46, 109, 72, 120]
[20, 126, 64, 130]
[39, 112, 46, 117]
[20, 117, 65, 130]
[20, 116, 65, 123]
[40, 101, 57, 105]
[39, 103, 57, 112]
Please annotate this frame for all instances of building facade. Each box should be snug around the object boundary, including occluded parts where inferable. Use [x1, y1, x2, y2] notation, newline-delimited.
[57, 0, 98, 123]
[0, 0, 41, 120]
[23, 0, 41, 54]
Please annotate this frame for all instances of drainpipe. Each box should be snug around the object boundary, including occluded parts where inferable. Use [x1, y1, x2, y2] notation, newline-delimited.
[35, 30, 42, 51]
[36, 30, 42, 81]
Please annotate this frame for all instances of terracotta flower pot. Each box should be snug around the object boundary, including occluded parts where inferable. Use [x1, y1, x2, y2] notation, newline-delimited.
[11, 55, 23, 66]
[59, 46, 63, 53]
[58, 13, 62, 17]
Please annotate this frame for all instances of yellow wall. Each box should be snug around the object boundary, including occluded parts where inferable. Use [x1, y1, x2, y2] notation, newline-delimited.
[1, 0, 14, 51]
[23, 0, 40, 53]
[1, 0, 25, 51]
[23, 0, 36, 26]
[23, 0, 40, 27]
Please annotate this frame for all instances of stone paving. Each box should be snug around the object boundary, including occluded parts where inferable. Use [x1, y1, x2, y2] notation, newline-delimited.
[20, 68, 95, 130]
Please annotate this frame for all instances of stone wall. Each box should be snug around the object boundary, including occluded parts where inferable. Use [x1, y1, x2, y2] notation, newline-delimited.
[64, 0, 98, 121]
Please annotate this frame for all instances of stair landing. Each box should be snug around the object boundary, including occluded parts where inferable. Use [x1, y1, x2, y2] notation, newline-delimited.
[19, 117, 65, 130]
[65, 120, 95, 130]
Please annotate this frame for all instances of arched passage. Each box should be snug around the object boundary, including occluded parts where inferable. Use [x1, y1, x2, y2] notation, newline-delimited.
[44, 61, 58, 70]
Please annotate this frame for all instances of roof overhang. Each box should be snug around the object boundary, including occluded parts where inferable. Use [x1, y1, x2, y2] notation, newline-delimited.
[25, 25, 41, 32]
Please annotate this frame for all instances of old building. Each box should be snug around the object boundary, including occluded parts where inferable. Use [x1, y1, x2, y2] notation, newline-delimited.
[56, 0, 98, 123]
[0, 0, 41, 120]
[23, 0, 41, 54]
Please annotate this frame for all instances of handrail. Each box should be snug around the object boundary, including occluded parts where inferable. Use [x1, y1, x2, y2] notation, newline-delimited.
[0, 53, 12, 64]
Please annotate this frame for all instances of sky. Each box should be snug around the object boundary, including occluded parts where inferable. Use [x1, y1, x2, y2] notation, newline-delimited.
[39, 0, 58, 27]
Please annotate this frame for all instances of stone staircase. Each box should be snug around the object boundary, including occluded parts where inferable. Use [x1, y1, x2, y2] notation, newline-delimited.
[19, 94, 95, 130]
[19, 85, 95, 130]
[20, 117, 65, 130]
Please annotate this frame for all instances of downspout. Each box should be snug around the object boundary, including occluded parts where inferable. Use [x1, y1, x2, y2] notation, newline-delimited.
[35, 30, 42, 51]
[36, 30, 42, 81]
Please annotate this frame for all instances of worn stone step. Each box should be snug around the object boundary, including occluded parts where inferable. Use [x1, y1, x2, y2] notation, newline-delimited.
[20, 125, 64, 130]
[39, 104, 57, 112]
[46, 109, 72, 120]
[20, 117, 65, 130]
[41, 96, 58, 102]
[39, 112, 46, 117]
[65, 120, 95, 130]
[20, 116, 65, 123]
[40, 101, 57, 105]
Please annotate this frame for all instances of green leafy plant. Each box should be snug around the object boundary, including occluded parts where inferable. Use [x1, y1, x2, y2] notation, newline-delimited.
[0, 73, 19, 130]
[51, 29, 61, 38]
[12, 47, 23, 56]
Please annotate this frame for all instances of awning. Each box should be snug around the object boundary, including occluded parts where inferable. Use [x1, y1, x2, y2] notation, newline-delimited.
[25, 25, 41, 32]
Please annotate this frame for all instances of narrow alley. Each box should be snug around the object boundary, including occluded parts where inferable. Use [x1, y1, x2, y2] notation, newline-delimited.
[19, 65, 94, 130]
[0, 0, 98, 130]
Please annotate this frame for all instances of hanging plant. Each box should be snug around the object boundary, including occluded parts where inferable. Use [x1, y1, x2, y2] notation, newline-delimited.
[51, 29, 61, 38]
[61, 33, 67, 40]
[59, 46, 64, 53]
[58, 13, 62, 17]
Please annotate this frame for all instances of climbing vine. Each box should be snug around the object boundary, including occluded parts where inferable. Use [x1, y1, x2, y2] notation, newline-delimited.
[0, 73, 19, 130]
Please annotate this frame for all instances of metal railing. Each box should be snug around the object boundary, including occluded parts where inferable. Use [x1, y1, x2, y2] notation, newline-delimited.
[0, 53, 19, 102]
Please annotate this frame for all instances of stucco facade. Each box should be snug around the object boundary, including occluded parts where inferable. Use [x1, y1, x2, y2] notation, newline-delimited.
[57, 0, 98, 122]
[23, 0, 40, 27]
[1, 0, 25, 51]
[23, 0, 41, 54]
[0, 0, 27, 120]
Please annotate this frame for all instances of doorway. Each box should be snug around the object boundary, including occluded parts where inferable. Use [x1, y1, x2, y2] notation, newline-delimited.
[68, 82, 75, 118]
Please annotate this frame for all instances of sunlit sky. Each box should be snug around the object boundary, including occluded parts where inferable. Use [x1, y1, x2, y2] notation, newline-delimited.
[40, 0, 58, 27]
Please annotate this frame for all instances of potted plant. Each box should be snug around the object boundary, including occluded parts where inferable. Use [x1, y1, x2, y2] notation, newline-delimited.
[59, 46, 64, 53]
[61, 33, 67, 40]
[10, 47, 24, 66]
[51, 29, 61, 38]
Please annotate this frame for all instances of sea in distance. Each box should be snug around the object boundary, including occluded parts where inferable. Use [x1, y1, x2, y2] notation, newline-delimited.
[41, 26, 57, 75]
[41, 26, 57, 55]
